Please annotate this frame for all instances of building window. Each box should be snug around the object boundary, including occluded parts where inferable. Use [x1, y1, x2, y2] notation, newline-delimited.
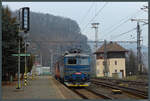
[115, 70, 117, 73]
[103, 61, 105, 65]
[115, 61, 117, 65]
[97, 69, 100, 74]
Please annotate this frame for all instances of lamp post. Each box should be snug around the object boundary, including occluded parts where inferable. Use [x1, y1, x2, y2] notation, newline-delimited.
[24, 39, 28, 86]
[16, 31, 21, 89]
[49, 49, 53, 74]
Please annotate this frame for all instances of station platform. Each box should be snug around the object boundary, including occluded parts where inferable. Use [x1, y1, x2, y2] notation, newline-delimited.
[2, 76, 81, 99]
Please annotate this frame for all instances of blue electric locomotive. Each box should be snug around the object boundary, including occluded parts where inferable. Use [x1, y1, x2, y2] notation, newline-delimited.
[54, 50, 91, 87]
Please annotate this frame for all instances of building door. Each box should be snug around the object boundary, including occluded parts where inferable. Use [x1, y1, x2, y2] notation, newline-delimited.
[120, 70, 124, 77]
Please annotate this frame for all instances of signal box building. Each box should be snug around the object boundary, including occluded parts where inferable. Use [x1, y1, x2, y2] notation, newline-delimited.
[94, 42, 127, 78]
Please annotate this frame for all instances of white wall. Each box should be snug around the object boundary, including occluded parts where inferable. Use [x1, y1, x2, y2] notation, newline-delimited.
[96, 58, 126, 77]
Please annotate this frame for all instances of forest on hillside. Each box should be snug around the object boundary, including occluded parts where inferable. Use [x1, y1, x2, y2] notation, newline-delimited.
[19, 12, 91, 66]
[3, 6, 91, 80]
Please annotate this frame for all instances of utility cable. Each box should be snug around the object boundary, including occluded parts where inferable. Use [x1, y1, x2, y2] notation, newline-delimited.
[103, 10, 142, 34]
[101, 7, 145, 40]
[80, 2, 95, 26]
[103, 2, 147, 35]
[111, 23, 147, 40]
[82, 2, 108, 33]
[102, 11, 143, 39]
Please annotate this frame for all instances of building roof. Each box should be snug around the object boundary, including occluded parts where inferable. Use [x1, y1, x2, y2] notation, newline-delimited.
[95, 42, 127, 54]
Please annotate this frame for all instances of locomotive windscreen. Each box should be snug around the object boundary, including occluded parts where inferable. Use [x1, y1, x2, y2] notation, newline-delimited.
[66, 56, 89, 65]
[67, 58, 77, 64]
[78, 57, 89, 65]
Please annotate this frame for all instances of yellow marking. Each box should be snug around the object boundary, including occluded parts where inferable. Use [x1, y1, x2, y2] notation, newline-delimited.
[119, 83, 128, 87]
[119, 84, 124, 86]
[16, 83, 21, 88]
[68, 84, 89, 87]
[124, 84, 128, 87]
[112, 89, 122, 93]
[112, 89, 121, 92]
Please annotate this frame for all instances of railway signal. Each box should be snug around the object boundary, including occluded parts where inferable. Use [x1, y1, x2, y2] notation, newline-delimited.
[21, 7, 30, 87]
[20, 7, 30, 32]
[16, 7, 30, 89]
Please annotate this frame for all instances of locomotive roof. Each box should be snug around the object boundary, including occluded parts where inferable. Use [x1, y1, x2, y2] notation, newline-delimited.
[64, 53, 89, 57]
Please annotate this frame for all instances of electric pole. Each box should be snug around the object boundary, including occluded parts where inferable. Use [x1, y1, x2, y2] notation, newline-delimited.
[91, 23, 99, 51]
[49, 49, 53, 74]
[17, 31, 21, 89]
[91, 23, 99, 77]
[103, 40, 109, 77]
[137, 21, 142, 74]
[131, 19, 147, 74]
[24, 38, 27, 86]
[51, 53, 53, 73]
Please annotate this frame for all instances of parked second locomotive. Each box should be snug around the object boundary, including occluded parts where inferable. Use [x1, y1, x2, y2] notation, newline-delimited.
[54, 49, 91, 87]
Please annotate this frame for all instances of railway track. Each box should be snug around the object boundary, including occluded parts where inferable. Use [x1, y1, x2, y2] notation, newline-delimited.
[92, 78, 148, 86]
[91, 79, 148, 99]
[70, 88, 113, 99]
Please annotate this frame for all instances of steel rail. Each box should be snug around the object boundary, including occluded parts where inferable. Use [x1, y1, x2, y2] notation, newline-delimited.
[71, 88, 89, 99]
[70, 88, 113, 99]
[92, 78, 148, 85]
[91, 80, 148, 99]
[85, 87, 113, 99]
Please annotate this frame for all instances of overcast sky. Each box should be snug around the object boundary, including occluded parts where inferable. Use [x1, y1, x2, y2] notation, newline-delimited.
[2, 2, 148, 46]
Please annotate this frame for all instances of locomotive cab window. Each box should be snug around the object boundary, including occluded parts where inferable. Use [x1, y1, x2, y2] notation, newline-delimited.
[67, 58, 77, 65]
[78, 57, 89, 65]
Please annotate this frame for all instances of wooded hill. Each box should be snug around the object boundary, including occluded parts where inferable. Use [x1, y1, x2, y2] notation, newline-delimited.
[25, 11, 91, 66]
